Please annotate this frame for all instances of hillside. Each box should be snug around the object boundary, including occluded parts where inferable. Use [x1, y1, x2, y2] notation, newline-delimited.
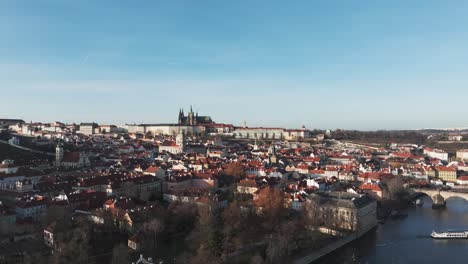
[0, 141, 51, 161]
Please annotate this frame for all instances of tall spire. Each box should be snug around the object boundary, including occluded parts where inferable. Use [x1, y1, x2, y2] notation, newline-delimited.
[190, 105, 193, 113]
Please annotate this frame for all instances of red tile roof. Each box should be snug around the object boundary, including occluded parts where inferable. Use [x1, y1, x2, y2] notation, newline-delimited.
[360, 183, 382, 192]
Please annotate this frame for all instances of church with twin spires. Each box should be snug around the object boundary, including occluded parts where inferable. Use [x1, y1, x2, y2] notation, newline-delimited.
[178, 106, 213, 126]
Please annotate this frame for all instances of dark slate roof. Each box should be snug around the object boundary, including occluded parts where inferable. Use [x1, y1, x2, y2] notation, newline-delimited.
[309, 191, 375, 209]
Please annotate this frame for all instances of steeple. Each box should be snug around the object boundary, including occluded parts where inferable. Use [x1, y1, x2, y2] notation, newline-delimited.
[176, 129, 185, 151]
[178, 108, 183, 124]
[269, 145, 278, 165]
[56, 140, 64, 167]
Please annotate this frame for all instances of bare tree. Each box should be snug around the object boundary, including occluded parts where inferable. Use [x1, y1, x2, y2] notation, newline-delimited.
[225, 162, 246, 179]
[222, 201, 243, 235]
[254, 187, 287, 231]
[111, 243, 130, 264]
[302, 199, 320, 230]
[250, 254, 265, 264]
[0, 220, 14, 237]
[265, 221, 296, 263]
[384, 176, 406, 200]
[40, 205, 70, 229]
[52, 221, 90, 264]
[142, 218, 165, 249]
[167, 202, 198, 233]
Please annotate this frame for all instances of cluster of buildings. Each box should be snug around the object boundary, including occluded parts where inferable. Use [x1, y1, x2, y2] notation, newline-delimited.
[2, 112, 468, 260]
[2, 108, 319, 142]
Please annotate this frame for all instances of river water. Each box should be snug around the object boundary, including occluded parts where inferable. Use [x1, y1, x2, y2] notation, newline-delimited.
[316, 197, 468, 264]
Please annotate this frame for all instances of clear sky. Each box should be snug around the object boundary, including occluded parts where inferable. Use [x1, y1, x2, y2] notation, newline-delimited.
[1, 0, 468, 130]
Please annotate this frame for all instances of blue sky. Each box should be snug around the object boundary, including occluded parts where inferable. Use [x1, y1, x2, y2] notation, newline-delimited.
[1, 0, 468, 130]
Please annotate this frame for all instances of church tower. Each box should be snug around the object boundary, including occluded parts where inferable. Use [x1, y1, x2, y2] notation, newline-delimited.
[178, 109, 185, 125]
[188, 105, 195, 125]
[56, 140, 64, 166]
[269, 145, 278, 165]
[176, 130, 185, 152]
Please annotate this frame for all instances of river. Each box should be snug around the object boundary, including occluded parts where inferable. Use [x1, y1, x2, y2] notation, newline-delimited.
[316, 197, 468, 264]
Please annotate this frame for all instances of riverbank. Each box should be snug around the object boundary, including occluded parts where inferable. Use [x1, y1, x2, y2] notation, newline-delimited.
[377, 199, 410, 221]
[289, 199, 407, 264]
[316, 197, 468, 264]
[291, 224, 377, 264]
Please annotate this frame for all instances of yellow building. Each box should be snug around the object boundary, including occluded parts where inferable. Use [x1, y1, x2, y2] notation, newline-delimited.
[435, 166, 457, 182]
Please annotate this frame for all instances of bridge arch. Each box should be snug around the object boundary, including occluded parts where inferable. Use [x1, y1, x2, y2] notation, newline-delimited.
[410, 192, 434, 204]
[409, 188, 468, 207]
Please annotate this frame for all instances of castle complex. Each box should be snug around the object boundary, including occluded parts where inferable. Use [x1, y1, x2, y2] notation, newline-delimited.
[177, 106, 213, 126]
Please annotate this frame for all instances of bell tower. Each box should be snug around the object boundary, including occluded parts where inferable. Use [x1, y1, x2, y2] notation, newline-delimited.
[56, 140, 64, 166]
[178, 109, 185, 125]
[188, 105, 194, 125]
[176, 130, 185, 152]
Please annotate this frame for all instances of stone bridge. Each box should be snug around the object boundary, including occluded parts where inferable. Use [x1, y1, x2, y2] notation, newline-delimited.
[409, 188, 468, 208]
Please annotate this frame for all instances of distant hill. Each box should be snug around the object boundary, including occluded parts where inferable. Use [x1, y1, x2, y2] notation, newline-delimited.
[417, 129, 468, 134]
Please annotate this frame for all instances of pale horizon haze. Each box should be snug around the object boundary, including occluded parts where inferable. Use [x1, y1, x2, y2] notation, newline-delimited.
[1, 0, 468, 130]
